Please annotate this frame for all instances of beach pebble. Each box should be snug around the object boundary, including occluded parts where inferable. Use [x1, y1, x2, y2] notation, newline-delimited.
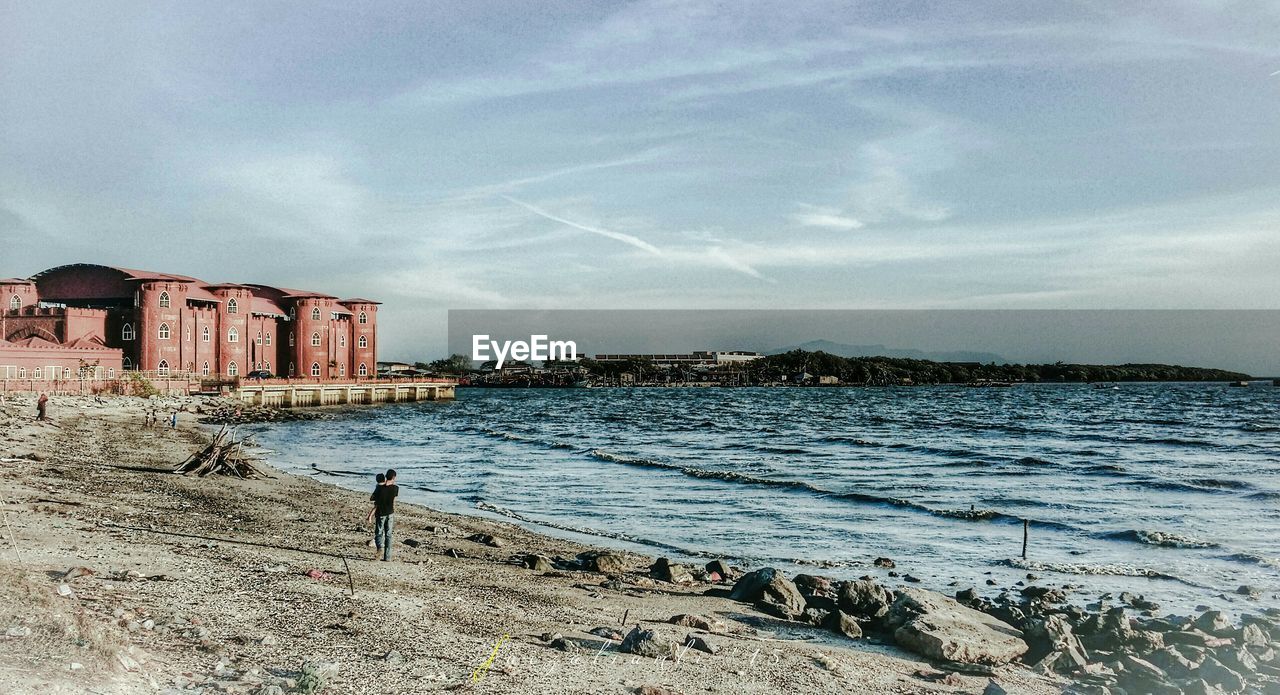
[705, 559, 733, 579]
[650, 557, 694, 585]
[619, 626, 673, 658]
[682, 633, 719, 654]
[577, 550, 628, 574]
[521, 554, 553, 571]
[383, 650, 403, 664]
[874, 557, 895, 568]
[669, 614, 723, 632]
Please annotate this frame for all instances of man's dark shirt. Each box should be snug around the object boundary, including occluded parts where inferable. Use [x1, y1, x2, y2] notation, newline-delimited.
[371, 483, 399, 517]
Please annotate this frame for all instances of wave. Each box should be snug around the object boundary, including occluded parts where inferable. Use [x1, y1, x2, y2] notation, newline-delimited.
[1241, 423, 1280, 433]
[1187, 478, 1252, 490]
[473, 500, 714, 558]
[1246, 491, 1280, 502]
[1002, 558, 1182, 581]
[585, 449, 1075, 531]
[1222, 552, 1280, 569]
[1104, 529, 1220, 549]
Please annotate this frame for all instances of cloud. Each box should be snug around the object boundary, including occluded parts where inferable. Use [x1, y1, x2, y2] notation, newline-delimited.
[791, 204, 864, 230]
[500, 195, 662, 255]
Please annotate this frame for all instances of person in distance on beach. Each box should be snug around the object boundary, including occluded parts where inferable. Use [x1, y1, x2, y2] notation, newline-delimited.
[369, 469, 399, 561]
[36, 392, 49, 421]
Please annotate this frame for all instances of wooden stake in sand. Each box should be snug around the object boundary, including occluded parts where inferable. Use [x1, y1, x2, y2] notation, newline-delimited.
[2, 503, 21, 565]
[173, 426, 267, 478]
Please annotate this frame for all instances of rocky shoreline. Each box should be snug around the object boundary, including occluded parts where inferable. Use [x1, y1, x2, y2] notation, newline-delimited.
[2, 393, 1274, 694]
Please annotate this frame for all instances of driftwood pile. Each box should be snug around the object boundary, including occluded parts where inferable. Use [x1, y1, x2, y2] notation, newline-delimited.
[174, 426, 267, 478]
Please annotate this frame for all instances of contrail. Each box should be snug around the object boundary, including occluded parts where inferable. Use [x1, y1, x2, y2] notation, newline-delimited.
[500, 195, 661, 255]
[1272, 70, 1280, 77]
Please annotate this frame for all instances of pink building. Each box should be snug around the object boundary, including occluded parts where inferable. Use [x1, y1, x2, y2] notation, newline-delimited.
[2, 264, 379, 380]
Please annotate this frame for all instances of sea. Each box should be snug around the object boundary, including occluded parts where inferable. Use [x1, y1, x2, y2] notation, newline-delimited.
[248, 384, 1280, 615]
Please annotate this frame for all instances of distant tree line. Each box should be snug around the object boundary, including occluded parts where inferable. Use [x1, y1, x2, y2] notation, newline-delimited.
[419, 349, 1250, 385]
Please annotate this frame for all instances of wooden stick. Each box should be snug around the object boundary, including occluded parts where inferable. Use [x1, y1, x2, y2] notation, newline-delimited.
[3, 504, 22, 565]
[1021, 519, 1029, 559]
[341, 554, 356, 597]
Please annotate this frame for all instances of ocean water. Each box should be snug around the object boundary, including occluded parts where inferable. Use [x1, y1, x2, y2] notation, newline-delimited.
[248, 384, 1280, 614]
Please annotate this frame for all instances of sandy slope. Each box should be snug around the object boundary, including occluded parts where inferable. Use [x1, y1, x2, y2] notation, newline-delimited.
[0, 394, 1062, 694]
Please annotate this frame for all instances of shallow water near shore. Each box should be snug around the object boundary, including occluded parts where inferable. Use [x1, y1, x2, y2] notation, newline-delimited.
[249, 384, 1279, 615]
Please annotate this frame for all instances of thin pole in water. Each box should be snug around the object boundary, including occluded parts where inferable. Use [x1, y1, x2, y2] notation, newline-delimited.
[1022, 519, 1029, 559]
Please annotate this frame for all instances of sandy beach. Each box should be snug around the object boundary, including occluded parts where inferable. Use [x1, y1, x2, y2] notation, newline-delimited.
[0, 393, 1068, 694]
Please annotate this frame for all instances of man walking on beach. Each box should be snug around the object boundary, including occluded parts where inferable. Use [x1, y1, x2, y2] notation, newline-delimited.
[368, 469, 399, 561]
[36, 393, 49, 421]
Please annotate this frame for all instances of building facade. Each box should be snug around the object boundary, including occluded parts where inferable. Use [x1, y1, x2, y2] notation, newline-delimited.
[2, 264, 379, 379]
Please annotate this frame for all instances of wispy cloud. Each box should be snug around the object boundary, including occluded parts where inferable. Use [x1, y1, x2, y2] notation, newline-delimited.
[500, 195, 662, 254]
[791, 204, 863, 230]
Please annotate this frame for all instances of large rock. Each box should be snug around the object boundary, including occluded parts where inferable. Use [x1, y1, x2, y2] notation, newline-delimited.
[578, 551, 628, 574]
[619, 626, 673, 659]
[649, 557, 694, 585]
[1024, 615, 1089, 673]
[729, 568, 806, 620]
[885, 588, 1028, 666]
[838, 579, 894, 623]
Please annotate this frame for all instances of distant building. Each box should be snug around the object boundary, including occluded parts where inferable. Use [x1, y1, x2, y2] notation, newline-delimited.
[2, 264, 379, 381]
[592, 350, 762, 367]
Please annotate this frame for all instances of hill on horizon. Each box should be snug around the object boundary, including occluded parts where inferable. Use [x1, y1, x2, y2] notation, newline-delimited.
[766, 339, 1006, 364]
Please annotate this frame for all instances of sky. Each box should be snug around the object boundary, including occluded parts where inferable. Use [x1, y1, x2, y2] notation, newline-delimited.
[3, 1, 1279, 362]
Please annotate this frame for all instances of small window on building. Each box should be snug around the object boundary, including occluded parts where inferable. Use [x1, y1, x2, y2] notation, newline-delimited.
[122, 357, 131, 370]
[339, 335, 345, 347]
[158, 323, 171, 340]
[358, 363, 368, 377]
[8, 295, 18, 311]
[339, 364, 345, 377]
[289, 332, 294, 346]
[33, 367, 42, 379]
[310, 362, 321, 377]
[201, 361, 210, 376]
[265, 332, 272, 346]
[107, 368, 115, 378]
[358, 335, 367, 348]
[228, 298, 238, 314]
[264, 360, 271, 372]
[157, 360, 170, 376]
[159, 291, 170, 308]
[311, 307, 321, 321]
[63, 367, 72, 379]
[17, 367, 26, 378]
[289, 306, 296, 318]
[228, 327, 239, 342]
[256, 331, 262, 345]
[311, 332, 320, 347]
[228, 361, 238, 376]
[202, 325, 210, 342]
[185, 326, 191, 341]
[288, 361, 295, 376]
[122, 323, 135, 341]
[358, 311, 367, 324]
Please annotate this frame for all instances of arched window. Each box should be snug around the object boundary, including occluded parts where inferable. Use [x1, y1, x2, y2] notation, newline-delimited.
[201, 361, 210, 376]
[185, 326, 191, 341]
[358, 335, 367, 348]
[311, 332, 321, 347]
[339, 335, 346, 347]
[311, 307, 321, 321]
[33, 368, 41, 380]
[158, 323, 170, 340]
[107, 368, 115, 378]
[288, 362, 295, 376]
[227, 298, 238, 314]
[310, 362, 321, 377]
[122, 323, 135, 341]
[202, 325, 210, 342]
[289, 306, 296, 318]
[157, 360, 170, 376]
[17, 367, 26, 378]
[289, 332, 295, 346]
[264, 361, 271, 372]
[122, 357, 131, 370]
[339, 364, 345, 377]
[358, 311, 367, 324]
[358, 363, 368, 377]
[158, 291, 170, 308]
[227, 361, 238, 376]
[228, 327, 239, 342]
[265, 332, 272, 346]
[256, 331, 263, 345]
[8, 295, 19, 311]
